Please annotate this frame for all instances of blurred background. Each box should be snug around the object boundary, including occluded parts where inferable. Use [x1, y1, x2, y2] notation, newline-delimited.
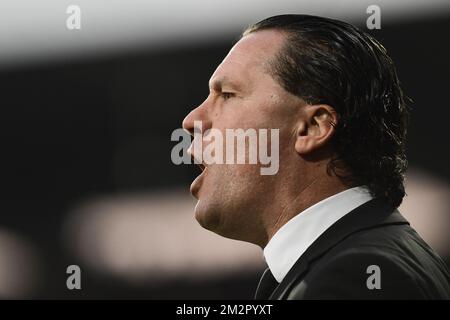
[0, 0, 449, 299]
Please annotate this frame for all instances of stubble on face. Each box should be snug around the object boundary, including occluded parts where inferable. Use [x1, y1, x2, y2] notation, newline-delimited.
[189, 30, 305, 245]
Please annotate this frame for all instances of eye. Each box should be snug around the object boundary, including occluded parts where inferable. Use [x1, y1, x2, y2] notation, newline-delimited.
[221, 92, 234, 100]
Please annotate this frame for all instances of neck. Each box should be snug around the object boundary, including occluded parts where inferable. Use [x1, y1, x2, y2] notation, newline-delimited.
[259, 173, 350, 248]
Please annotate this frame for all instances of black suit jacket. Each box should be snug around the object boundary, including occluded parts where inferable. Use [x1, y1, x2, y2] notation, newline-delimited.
[258, 198, 450, 299]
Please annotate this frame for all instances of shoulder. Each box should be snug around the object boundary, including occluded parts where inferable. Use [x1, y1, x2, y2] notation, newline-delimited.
[290, 248, 423, 299]
[288, 225, 450, 299]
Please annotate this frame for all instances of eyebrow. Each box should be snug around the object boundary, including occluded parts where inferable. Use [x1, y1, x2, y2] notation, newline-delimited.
[209, 76, 243, 92]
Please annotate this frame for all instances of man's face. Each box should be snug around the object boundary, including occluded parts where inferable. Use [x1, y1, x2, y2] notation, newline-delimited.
[183, 30, 303, 244]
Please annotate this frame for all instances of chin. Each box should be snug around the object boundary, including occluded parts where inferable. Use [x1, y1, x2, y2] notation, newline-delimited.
[194, 199, 222, 233]
[195, 201, 252, 244]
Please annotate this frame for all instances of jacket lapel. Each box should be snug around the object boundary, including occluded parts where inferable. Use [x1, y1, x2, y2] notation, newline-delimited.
[268, 197, 409, 300]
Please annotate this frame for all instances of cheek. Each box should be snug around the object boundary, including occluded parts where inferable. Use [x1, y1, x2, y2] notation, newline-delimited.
[202, 164, 261, 203]
[216, 92, 291, 133]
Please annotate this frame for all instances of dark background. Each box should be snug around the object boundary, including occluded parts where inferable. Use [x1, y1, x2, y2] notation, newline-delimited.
[1, 14, 449, 298]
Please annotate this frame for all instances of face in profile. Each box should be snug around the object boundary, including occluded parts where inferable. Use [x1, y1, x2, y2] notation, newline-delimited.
[182, 30, 305, 245]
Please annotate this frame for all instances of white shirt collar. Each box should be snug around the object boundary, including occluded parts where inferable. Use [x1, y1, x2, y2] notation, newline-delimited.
[263, 186, 373, 283]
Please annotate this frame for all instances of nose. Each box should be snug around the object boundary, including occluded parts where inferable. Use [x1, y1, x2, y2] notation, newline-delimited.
[182, 99, 211, 136]
[182, 109, 196, 137]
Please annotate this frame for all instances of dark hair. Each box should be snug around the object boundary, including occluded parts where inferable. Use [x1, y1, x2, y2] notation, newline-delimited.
[243, 14, 409, 208]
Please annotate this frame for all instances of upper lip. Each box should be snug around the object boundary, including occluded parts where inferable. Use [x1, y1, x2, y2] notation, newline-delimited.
[188, 144, 206, 172]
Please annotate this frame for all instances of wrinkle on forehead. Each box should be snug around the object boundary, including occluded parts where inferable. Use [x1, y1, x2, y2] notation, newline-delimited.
[210, 29, 287, 89]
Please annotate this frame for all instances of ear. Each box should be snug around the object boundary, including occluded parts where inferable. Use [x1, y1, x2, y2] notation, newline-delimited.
[294, 104, 338, 155]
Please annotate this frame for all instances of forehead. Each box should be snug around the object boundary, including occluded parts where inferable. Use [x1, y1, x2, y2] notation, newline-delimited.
[209, 29, 286, 88]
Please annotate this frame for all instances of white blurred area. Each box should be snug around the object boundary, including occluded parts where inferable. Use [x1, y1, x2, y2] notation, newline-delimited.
[1, 0, 450, 68]
[400, 169, 450, 255]
[62, 189, 264, 284]
[0, 229, 40, 298]
[61, 167, 450, 284]
[0, 168, 448, 296]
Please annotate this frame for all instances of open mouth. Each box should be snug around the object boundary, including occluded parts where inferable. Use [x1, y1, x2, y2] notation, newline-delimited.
[190, 159, 207, 198]
[190, 150, 206, 173]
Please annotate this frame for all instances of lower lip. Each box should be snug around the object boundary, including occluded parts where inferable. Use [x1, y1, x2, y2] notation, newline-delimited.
[190, 167, 207, 198]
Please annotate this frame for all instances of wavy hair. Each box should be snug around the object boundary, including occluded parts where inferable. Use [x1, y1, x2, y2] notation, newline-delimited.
[243, 15, 409, 207]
